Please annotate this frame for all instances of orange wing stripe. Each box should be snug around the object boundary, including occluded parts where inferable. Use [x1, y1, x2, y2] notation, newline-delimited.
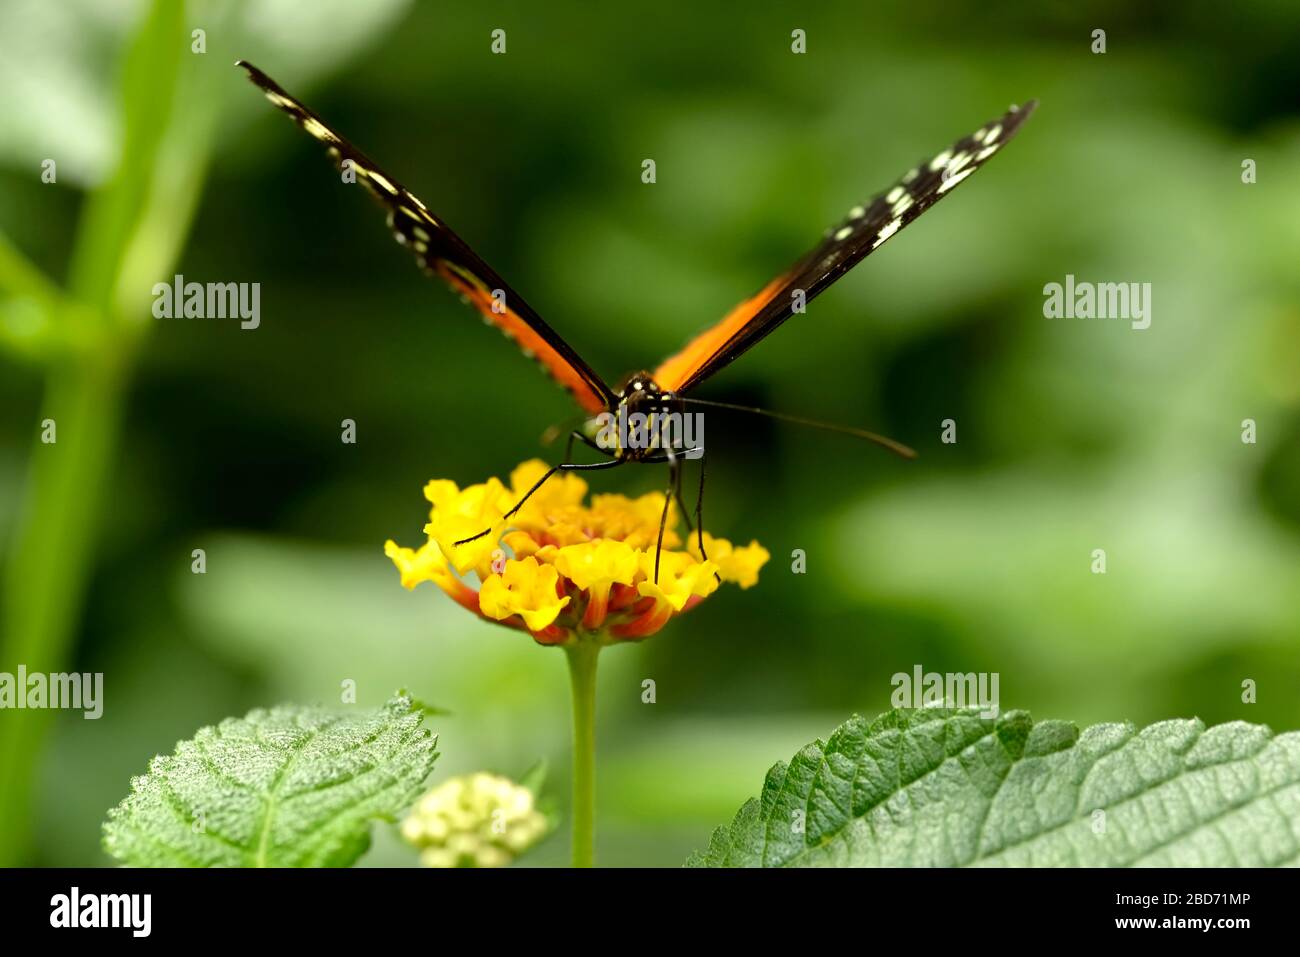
[436, 263, 607, 413]
[653, 274, 790, 393]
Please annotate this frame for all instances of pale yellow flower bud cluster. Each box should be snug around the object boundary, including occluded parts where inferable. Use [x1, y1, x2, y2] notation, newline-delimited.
[401, 772, 548, 867]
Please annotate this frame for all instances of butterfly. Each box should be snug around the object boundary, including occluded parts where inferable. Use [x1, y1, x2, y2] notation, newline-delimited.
[237, 61, 1036, 578]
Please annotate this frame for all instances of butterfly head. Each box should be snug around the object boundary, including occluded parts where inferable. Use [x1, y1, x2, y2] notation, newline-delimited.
[584, 372, 691, 461]
[618, 371, 685, 418]
[616, 371, 666, 404]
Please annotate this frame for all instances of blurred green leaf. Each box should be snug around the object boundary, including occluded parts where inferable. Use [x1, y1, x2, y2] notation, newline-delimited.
[0, 230, 63, 306]
[0, 231, 75, 362]
[691, 707, 1300, 867]
[0, 0, 126, 185]
[0, 0, 412, 184]
[103, 695, 437, 867]
[518, 757, 548, 795]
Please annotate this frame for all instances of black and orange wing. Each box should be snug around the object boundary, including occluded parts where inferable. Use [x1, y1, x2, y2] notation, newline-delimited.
[236, 61, 616, 414]
[655, 100, 1037, 395]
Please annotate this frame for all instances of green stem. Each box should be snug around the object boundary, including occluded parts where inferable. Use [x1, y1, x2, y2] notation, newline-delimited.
[564, 640, 601, 868]
[0, 351, 128, 864]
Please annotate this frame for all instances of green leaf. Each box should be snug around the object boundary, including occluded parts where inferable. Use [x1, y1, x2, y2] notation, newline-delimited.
[396, 689, 452, 718]
[518, 758, 549, 796]
[103, 695, 437, 867]
[688, 708, 1300, 867]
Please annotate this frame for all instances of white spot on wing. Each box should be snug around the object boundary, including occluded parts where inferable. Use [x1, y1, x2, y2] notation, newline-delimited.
[368, 171, 398, 195]
[301, 117, 338, 143]
[937, 167, 975, 193]
[872, 218, 901, 247]
[947, 151, 972, 175]
[834, 225, 853, 241]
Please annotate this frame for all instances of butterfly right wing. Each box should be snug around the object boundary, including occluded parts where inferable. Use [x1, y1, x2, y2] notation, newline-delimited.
[655, 100, 1037, 395]
[236, 61, 615, 414]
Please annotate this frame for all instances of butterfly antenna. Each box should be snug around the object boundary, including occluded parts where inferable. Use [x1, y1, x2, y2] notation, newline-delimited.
[677, 397, 917, 459]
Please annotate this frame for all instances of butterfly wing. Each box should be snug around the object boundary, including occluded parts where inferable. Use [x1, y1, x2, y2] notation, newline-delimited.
[236, 61, 615, 414]
[654, 100, 1037, 395]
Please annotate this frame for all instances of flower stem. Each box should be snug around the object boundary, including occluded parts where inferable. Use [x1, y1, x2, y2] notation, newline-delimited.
[564, 640, 601, 868]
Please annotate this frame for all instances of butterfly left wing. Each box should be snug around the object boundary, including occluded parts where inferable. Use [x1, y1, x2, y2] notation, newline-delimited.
[655, 100, 1037, 395]
[236, 61, 616, 414]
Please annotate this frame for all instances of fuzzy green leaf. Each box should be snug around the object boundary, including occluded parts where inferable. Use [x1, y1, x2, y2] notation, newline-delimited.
[689, 708, 1300, 867]
[103, 695, 437, 867]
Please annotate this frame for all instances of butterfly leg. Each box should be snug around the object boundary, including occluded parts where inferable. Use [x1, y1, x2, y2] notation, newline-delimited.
[674, 462, 694, 533]
[653, 452, 680, 584]
[453, 458, 625, 546]
[650, 411, 694, 533]
[639, 447, 717, 583]
[693, 450, 721, 583]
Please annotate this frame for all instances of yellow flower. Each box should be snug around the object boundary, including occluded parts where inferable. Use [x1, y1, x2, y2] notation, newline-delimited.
[610, 549, 720, 639]
[636, 549, 719, 609]
[552, 540, 639, 630]
[423, 476, 508, 577]
[505, 460, 588, 528]
[386, 459, 768, 644]
[383, 539, 478, 613]
[688, 532, 771, 589]
[586, 492, 682, 550]
[479, 557, 571, 633]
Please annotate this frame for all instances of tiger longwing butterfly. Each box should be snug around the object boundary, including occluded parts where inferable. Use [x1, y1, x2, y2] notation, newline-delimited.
[237, 60, 1036, 579]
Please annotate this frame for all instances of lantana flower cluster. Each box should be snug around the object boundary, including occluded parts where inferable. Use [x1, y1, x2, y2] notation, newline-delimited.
[401, 772, 548, 868]
[385, 459, 769, 643]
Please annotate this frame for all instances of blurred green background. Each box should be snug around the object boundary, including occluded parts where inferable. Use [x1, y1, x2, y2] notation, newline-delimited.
[1, 0, 1298, 867]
